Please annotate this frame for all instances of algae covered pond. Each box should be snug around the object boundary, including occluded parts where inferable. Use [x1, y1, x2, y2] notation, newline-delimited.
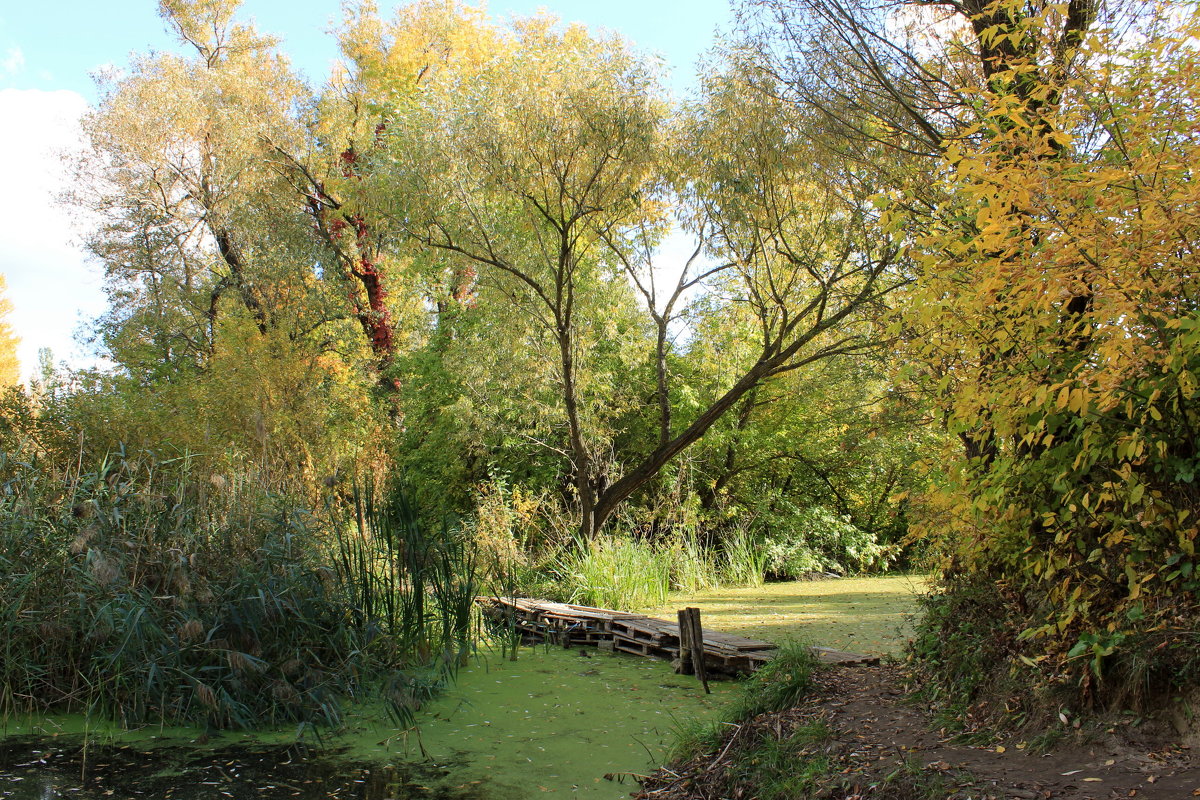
[0, 644, 733, 800]
[0, 576, 921, 798]
[640, 574, 928, 654]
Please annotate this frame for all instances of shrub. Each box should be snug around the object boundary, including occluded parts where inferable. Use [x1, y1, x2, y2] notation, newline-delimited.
[733, 640, 820, 719]
[556, 535, 673, 610]
[762, 506, 884, 578]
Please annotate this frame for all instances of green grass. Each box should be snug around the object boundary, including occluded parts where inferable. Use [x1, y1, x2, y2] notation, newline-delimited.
[557, 536, 673, 610]
[728, 721, 832, 800]
[640, 574, 928, 654]
[733, 640, 821, 718]
[664, 642, 830, 798]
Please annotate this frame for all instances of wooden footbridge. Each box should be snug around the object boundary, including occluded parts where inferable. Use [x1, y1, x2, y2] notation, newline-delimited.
[476, 596, 878, 682]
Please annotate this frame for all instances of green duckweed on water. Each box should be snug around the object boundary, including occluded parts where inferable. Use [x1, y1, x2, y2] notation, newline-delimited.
[0, 644, 733, 800]
[340, 643, 735, 798]
[1, 576, 923, 799]
[640, 574, 928, 655]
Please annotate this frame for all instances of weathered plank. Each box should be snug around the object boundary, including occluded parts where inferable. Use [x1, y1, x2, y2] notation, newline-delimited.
[656, 624, 775, 654]
[809, 646, 881, 666]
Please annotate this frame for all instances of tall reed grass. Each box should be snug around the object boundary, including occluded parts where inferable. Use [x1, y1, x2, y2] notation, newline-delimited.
[720, 527, 768, 588]
[559, 536, 673, 610]
[555, 529, 739, 611]
[0, 451, 477, 730]
[336, 483, 478, 725]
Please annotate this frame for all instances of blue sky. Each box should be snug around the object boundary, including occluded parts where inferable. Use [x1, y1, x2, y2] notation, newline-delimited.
[0, 0, 735, 380]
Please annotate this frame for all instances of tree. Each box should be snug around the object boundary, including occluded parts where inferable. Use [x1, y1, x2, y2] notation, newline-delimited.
[76, 0, 317, 370]
[266, 1, 486, 389]
[742, 0, 1200, 701]
[363, 8, 905, 538]
[903, 8, 1200, 693]
[70, 0, 392, 492]
[0, 275, 19, 386]
[375, 12, 666, 538]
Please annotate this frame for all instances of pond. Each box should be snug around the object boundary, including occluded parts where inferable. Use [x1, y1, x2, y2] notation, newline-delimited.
[0, 643, 734, 800]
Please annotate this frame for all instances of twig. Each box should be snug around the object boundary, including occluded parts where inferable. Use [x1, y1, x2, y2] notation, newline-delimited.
[706, 722, 744, 771]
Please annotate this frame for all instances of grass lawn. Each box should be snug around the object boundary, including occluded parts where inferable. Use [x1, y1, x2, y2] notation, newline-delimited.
[638, 574, 929, 656]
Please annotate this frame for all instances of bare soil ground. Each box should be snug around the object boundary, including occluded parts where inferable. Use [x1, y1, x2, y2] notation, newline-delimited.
[634, 663, 1199, 800]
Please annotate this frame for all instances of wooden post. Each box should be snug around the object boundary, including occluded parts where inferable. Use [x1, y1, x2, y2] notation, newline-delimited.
[676, 609, 694, 675]
[687, 607, 711, 694]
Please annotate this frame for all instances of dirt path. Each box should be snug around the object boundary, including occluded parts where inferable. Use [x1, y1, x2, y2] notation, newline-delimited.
[635, 663, 1198, 799]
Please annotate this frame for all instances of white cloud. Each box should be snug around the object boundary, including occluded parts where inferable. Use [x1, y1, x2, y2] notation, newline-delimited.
[0, 88, 106, 382]
[1, 46, 23, 76]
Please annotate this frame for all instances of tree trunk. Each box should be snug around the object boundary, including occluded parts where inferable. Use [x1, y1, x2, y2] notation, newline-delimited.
[656, 317, 671, 447]
[559, 325, 598, 539]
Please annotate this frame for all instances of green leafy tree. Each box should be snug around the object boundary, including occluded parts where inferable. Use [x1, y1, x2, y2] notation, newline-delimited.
[69, 0, 388, 492]
[360, 8, 906, 538]
[744, 0, 1200, 704]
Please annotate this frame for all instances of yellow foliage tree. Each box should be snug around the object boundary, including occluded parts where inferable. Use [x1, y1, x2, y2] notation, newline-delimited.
[0, 275, 19, 386]
[902, 4, 1200, 700]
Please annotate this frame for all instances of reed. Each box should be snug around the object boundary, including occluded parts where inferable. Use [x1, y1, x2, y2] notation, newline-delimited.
[333, 482, 478, 726]
[558, 535, 673, 610]
[0, 451, 478, 731]
[719, 527, 768, 588]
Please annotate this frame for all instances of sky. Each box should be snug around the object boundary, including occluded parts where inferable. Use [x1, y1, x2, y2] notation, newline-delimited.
[0, 0, 736, 382]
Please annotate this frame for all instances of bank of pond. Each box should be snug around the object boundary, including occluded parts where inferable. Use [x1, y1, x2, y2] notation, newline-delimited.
[0, 644, 735, 799]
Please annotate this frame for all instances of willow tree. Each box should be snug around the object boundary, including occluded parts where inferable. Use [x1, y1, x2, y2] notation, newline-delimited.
[76, 0, 327, 366]
[349, 8, 905, 538]
[71, 0, 383, 488]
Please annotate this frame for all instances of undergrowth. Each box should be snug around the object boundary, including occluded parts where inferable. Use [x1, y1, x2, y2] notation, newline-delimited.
[907, 571, 1200, 734]
[726, 721, 832, 800]
[0, 450, 477, 730]
[467, 485, 895, 611]
[668, 640, 820, 763]
[657, 642, 967, 800]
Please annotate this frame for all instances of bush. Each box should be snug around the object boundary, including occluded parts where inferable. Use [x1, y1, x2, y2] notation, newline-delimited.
[906, 574, 1026, 715]
[762, 506, 884, 578]
[733, 640, 820, 719]
[909, 571, 1200, 725]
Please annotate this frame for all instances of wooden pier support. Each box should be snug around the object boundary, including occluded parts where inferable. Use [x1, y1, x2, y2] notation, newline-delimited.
[676, 609, 693, 675]
[683, 607, 710, 693]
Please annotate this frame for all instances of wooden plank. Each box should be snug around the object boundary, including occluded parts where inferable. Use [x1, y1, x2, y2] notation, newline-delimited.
[477, 597, 647, 621]
[657, 624, 775, 655]
[613, 640, 651, 656]
[476, 595, 879, 674]
[810, 647, 880, 666]
[561, 603, 647, 620]
[613, 617, 673, 634]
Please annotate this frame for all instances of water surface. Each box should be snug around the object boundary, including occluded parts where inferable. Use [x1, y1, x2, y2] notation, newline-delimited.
[0, 644, 733, 799]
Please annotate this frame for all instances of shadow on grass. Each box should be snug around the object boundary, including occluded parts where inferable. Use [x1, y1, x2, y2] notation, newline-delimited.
[643, 576, 928, 655]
